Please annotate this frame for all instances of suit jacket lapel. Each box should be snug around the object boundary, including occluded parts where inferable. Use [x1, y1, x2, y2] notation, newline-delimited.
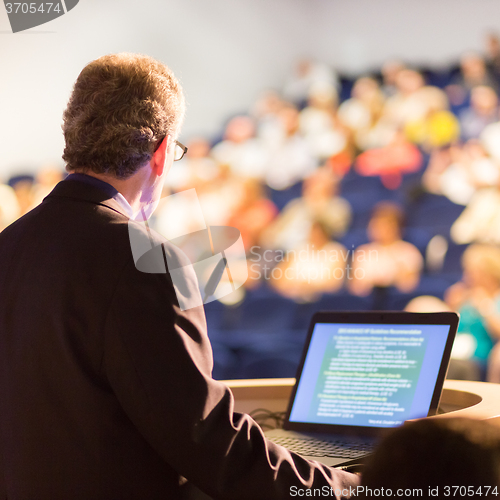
[44, 177, 131, 219]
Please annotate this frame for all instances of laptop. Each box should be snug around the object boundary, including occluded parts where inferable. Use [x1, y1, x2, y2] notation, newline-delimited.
[265, 311, 459, 467]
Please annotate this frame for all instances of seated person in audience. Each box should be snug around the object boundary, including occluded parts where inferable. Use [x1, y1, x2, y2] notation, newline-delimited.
[167, 137, 220, 193]
[460, 52, 498, 89]
[251, 89, 287, 147]
[30, 166, 65, 208]
[380, 60, 405, 97]
[227, 179, 278, 252]
[349, 202, 423, 296]
[210, 115, 269, 180]
[337, 76, 385, 152]
[383, 69, 426, 126]
[0, 183, 20, 232]
[6, 169, 65, 220]
[486, 32, 500, 84]
[404, 86, 460, 150]
[283, 58, 339, 107]
[155, 167, 246, 237]
[404, 295, 450, 313]
[371, 72, 454, 153]
[405, 295, 482, 380]
[261, 166, 351, 251]
[270, 219, 347, 302]
[359, 418, 500, 497]
[299, 82, 348, 161]
[446, 51, 498, 107]
[362, 73, 454, 156]
[354, 129, 423, 189]
[364, 69, 425, 149]
[9, 175, 35, 217]
[481, 115, 500, 162]
[459, 85, 499, 141]
[445, 244, 500, 380]
[423, 139, 500, 206]
[264, 103, 317, 190]
[451, 179, 500, 245]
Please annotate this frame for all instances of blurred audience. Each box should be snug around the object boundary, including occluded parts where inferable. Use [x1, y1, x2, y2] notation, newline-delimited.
[270, 219, 347, 302]
[338, 76, 385, 151]
[283, 58, 338, 107]
[349, 202, 423, 296]
[264, 104, 317, 189]
[451, 182, 500, 244]
[459, 85, 499, 141]
[211, 115, 269, 180]
[423, 140, 500, 206]
[380, 60, 406, 98]
[404, 86, 459, 149]
[444, 244, 500, 380]
[261, 166, 351, 251]
[355, 130, 423, 189]
[446, 51, 498, 106]
[227, 179, 278, 251]
[486, 33, 500, 83]
[167, 137, 220, 192]
[299, 82, 348, 161]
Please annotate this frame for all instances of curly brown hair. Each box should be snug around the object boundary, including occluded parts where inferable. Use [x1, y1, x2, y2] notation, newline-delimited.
[62, 53, 185, 179]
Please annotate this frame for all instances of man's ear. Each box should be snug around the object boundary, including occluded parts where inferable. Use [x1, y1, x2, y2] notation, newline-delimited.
[151, 135, 172, 176]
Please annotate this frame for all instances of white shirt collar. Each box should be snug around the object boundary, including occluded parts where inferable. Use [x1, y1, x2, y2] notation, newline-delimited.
[113, 192, 135, 219]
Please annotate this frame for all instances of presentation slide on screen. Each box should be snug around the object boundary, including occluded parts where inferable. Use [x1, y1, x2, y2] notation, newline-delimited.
[289, 323, 450, 428]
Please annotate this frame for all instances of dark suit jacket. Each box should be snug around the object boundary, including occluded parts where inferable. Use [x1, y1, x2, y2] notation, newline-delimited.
[0, 177, 357, 499]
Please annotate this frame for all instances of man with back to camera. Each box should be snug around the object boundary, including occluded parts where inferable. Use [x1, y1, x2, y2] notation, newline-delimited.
[0, 53, 359, 499]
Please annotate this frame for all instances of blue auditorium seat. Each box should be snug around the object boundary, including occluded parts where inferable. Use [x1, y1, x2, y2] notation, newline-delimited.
[340, 173, 390, 228]
[339, 76, 355, 103]
[382, 275, 456, 311]
[268, 181, 303, 211]
[291, 292, 374, 332]
[237, 346, 303, 379]
[405, 194, 464, 232]
[340, 172, 386, 198]
[403, 227, 433, 257]
[442, 241, 468, 275]
[224, 293, 296, 333]
[310, 292, 374, 312]
[292, 301, 317, 331]
[210, 341, 239, 380]
[339, 227, 370, 251]
[204, 299, 226, 333]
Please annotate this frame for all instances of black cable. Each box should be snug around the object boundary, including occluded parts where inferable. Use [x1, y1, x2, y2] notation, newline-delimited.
[249, 408, 286, 430]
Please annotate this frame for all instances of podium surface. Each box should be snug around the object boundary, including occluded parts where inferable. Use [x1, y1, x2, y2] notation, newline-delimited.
[224, 379, 500, 424]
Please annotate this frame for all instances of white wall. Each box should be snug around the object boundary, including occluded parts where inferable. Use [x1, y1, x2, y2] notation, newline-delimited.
[1, 0, 500, 179]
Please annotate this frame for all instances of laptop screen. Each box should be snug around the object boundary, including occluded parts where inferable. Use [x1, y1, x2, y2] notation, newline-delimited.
[289, 320, 452, 429]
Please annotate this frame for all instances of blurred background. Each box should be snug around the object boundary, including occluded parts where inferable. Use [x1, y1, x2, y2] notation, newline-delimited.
[3, 0, 500, 382]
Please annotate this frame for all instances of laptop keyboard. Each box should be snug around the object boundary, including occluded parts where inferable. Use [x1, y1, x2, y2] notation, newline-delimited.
[268, 435, 373, 459]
